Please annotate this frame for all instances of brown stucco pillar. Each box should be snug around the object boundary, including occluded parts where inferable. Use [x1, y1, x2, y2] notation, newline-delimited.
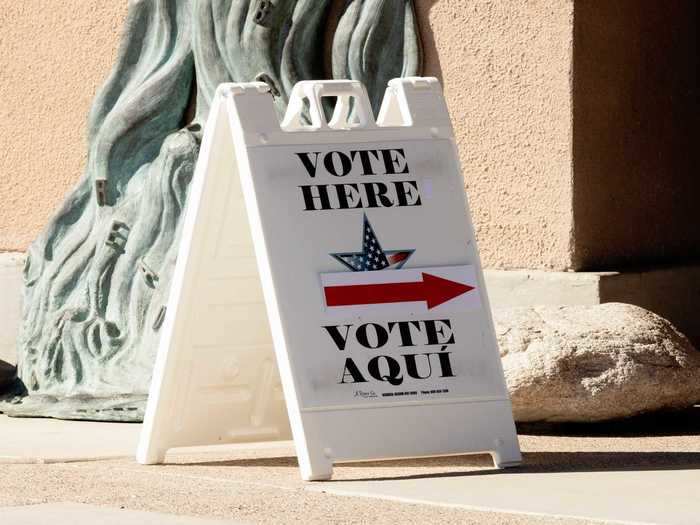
[418, 1, 698, 344]
[572, 0, 698, 270]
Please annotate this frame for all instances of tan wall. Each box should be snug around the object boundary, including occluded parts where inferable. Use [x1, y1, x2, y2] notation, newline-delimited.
[0, 1, 576, 270]
[416, 1, 575, 269]
[0, 1, 129, 251]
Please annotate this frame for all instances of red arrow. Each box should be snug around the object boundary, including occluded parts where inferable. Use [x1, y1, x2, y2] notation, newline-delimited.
[324, 273, 475, 310]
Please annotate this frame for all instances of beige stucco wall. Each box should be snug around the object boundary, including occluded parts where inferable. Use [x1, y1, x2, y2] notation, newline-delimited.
[0, 0, 576, 270]
[416, 1, 575, 269]
[0, 2, 129, 251]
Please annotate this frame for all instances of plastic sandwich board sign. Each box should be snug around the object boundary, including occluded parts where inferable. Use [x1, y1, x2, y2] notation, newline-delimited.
[137, 77, 522, 480]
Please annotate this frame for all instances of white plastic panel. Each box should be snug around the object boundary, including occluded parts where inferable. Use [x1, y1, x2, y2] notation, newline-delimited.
[138, 78, 521, 480]
[137, 88, 291, 465]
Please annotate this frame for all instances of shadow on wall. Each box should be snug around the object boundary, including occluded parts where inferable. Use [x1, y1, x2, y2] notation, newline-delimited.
[413, 0, 444, 83]
[572, 0, 698, 271]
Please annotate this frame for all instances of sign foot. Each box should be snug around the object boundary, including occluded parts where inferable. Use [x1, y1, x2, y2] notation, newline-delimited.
[300, 451, 334, 481]
[491, 448, 522, 469]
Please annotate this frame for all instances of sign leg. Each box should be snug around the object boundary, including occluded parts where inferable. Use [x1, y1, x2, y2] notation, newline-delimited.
[491, 439, 522, 469]
[298, 449, 334, 481]
[137, 444, 167, 465]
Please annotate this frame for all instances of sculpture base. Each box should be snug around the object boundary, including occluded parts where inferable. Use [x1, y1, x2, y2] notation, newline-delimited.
[0, 393, 146, 422]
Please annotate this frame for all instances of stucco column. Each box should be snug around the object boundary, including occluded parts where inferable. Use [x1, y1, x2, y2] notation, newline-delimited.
[418, 1, 698, 344]
[417, 0, 575, 270]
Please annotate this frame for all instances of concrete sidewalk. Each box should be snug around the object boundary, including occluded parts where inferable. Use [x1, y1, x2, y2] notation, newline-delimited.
[313, 466, 700, 524]
[0, 412, 699, 524]
[0, 415, 141, 463]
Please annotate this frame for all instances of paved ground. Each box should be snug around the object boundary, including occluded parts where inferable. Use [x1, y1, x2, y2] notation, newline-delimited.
[0, 409, 699, 524]
[1, 502, 247, 524]
[0, 415, 140, 463]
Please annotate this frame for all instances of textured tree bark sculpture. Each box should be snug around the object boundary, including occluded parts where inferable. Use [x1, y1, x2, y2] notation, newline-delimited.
[1, 0, 421, 421]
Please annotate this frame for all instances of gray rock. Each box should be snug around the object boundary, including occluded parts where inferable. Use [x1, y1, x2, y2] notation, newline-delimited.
[494, 303, 700, 423]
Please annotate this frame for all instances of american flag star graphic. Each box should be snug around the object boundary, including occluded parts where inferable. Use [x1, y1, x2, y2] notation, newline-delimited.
[331, 215, 414, 272]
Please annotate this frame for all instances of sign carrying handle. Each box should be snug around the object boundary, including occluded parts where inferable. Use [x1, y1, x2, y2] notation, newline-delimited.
[281, 80, 376, 131]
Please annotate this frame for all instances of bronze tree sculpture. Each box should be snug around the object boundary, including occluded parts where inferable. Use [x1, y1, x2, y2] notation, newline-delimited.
[1, 0, 421, 421]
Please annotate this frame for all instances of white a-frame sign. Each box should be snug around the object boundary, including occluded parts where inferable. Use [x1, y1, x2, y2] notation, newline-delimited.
[137, 77, 521, 480]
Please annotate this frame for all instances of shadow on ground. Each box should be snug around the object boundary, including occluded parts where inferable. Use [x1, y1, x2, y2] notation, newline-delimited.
[167, 405, 700, 482]
[516, 405, 700, 437]
[331, 451, 700, 482]
[172, 450, 700, 479]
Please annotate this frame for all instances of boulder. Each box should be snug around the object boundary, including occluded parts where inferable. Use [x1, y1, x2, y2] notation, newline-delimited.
[494, 303, 700, 422]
